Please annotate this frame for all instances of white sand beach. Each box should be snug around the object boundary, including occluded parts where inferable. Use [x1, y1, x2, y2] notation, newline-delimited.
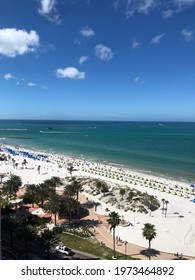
[1, 145, 195, 258]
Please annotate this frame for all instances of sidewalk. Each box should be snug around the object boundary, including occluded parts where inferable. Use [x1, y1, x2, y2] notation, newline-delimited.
[79, 194, 195, 260]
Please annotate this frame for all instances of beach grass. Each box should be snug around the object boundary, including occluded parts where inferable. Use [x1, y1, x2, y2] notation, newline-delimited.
[60, 232, 138, 260]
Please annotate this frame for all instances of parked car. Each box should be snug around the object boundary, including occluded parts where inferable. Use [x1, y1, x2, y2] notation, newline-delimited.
[55, 245, 73, 256]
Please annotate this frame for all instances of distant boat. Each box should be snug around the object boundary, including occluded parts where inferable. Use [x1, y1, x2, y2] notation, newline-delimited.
[47, 127, 53, 130]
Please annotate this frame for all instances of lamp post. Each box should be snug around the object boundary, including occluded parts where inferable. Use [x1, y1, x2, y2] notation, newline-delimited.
[124, 241, 128, 259]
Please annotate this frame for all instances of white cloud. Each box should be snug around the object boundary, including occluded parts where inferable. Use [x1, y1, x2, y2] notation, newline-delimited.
[41, 85, 48, 90]
[114, 0, 120, 10]
[163, 0, 195, 16]
[173, 0, 195, 8]
[80, 26, 95, 37]
[56, 67, 85, 79]
[134, 76, 143, 83]
[79, 56, 89, 64]
[137, 0, 159, 14]
[4, 73, 15, 80]
[95, 44, 115, 61]
[132, 39, 140, 49]
[181, 28, 194, 42]
[115, 0, 195, 19]
[38, 0, 61, 24]
[115, 0, 159, 18]
[27, 82, 37, 87]
[16, 81, 20, 86]
[0, 28, 39, 57]
[150, 33, 165, 44]
[162, 9, 175, 18]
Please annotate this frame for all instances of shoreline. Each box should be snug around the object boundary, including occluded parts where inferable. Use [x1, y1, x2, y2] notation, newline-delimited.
[1, 136, 195, 183]
[1, 144, 195, 257]
[0, 143, 192, 192]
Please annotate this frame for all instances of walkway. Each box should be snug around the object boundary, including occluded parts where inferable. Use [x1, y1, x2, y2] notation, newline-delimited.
[79, 194, 195, 260]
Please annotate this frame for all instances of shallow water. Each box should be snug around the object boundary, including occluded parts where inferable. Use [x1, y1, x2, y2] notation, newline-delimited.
[0, 119, 195, 181]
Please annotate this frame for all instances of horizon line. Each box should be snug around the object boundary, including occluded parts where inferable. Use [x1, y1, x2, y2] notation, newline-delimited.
[0, 118, 195, 123]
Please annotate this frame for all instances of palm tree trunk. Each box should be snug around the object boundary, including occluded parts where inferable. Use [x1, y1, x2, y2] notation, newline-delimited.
[148, 240, 151, 260]
[113, 227, 116, 259]
[54, 213, 57, 226]
[10, 230, 13, 251]
[25, 235, 28, 259]
[46, 244, 50, 260]
[77, 191, 79, 201]
[9, 188, 12, 200]
[68, 207, 71, 226]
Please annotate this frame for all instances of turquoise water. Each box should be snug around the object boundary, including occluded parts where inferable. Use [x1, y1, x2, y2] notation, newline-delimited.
[0, 120, 195, 181]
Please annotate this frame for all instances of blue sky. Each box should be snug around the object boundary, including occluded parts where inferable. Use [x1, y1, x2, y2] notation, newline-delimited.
[0, 0, 195, 121]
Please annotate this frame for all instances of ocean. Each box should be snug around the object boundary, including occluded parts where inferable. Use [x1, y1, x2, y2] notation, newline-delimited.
[0, 119, 195, 182]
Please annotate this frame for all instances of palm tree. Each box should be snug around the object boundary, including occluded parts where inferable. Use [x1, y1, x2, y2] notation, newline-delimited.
[119, 188, 126, 200]
[96, 180, 109, 195]
[5, 174, 22, 199]
[37, 165, 41, 174]
[62, 196, 78, 226]
[50, 176, 63, 191]
[142, 223, 157, 260]
[35, 183, 50, 207]
[67, 165, 74, 177]
[164, 200, 169, 217]
[44, 177, 63, 194]
[161, 198, 165, 214]
[64, 183, 76, 198]
[24, 184, 37, 207]
[4, 215, 20, 251]
[17, 222, 37, 259]
[44, 194, 61, 225]
[12, 158, 15, 168]
[40, 229, 59, 260]
[22, 159, 28, 169]
[107, 211, 121, 259]
[71, 179, 83, 201]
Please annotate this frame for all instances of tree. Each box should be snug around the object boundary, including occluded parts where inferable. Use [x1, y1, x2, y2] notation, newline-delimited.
[24, 184, 37, 207]
[62, 196, 78, 226]
[35, 183, 51, 207]
[17, 222, 37, 259]
[5, 174, 22, 199]
[96, 180, 109, 195]
[161, 198, 165, 214]
[3, 215, 21, 251]
[164, 200, 169, 217]
[142, 223, 157, 260]
[145, 195, 160, 216]
[12, 158, 15, 168]
[44, 194, 61, 226]
[40, 229, 59, 260]
[22, 159, 28, 169]
[71, 178, 83, 201]
[107, 211, 121, 259]
[64, 184, 76, 198]
[37, 165, 41, 174]
[50, 176, 63, 191]
[67, 165, 74, 177]
[119, 188, 126, 200]
[43, 177, 63, 194]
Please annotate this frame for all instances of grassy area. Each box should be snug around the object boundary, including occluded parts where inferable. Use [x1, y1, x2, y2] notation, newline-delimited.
[60, 232, 139, 260]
